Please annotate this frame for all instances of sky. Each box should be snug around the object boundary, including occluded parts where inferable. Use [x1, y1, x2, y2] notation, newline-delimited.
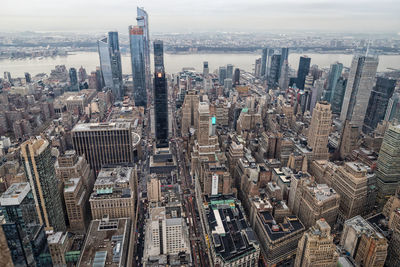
[1, 0, 399, 33]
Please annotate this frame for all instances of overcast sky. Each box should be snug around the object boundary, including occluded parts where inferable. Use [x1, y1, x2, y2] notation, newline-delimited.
[1, 0, 399, 33]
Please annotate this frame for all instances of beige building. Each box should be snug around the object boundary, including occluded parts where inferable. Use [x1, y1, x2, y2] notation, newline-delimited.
[181, 90, 199, 136]
[307, 101, 332, 160]
[64, 177, 90, 232]
[90, 166, 137, 220]
[294, 219, 338, 267]
[147, 175, 161, 203]
[48, 232, 71, 267]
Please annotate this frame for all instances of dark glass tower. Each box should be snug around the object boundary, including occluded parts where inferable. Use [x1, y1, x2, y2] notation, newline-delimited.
[153, 40, 169, 147]
[324, 62, 343, 102]
[268, 54, 281, 88]
[129, 26, 147, 107]
[331, 77, 347, 114]
[363, 77, 396, 134]
[69, 67, 79, 91]
[233, 68, 240, 85]
[297, 56, 311, 90]
[261, 48, 269, 78]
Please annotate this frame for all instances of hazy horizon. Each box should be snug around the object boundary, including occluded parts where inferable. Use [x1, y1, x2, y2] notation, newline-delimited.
[1, 0, 399, 34]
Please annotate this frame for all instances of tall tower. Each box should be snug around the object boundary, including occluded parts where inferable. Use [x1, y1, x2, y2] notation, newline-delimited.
[297, 56, 311, 90]
[69, 67, 78, 91]
[324, 62, 343, 102]
[376, 124, 400, 206]
[260, 47, 270, 78]
[129, 26, 147, 107]
[226, 64, 233, 79]
[362, 77, 396, 134]
[153, 40, 169, 147]
[97, 32, 123, 99]
[308, 101, 332, 160]
[197, 102, 210, 146]
[385, 87, 400, 122]
[203, 61, 209, 77]
[295, 219, 338, 267]
[340, 55, 379, 127]
[233, 68, 240, 85]
[219, 67, 227, 85]
[268, 54, 281, 87]
[331, 77, 347, 114]
[20, 138, 66, 232]
[137, 7, 151, 92]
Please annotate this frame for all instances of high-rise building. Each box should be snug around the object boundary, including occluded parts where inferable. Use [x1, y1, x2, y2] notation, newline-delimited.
[341, 216, 388, 267]
[218, 66, 227, 85]
[308, 101, 332, 160]
[24, 72, 31, 83]
[376, 124, 400, 205]
[384, 87, 400, 122]
[197, 102, 211, 146]
[153, 40, 169, 147]
[363, 77, 396, 133]
[297, 56, 311, 90]
[254, 58, 262, 78]
[137, 7, 151, 92]
[340, 56, 379, 127]
[129, 26, 147, 107]
[331, 77, 347, 114]
[4, 71, 12, 82]
[21, 138, 66, 232]
[97, 32, 123, 99]
[310, 78, 325, 114]
[47, 232, 70, 267]
[226, 64, 233, 79]
[147, 176, 161, 203]
[78, 66, 87, 83]
[295, 219, 338, 267]
[72, 122, 135, 174]
[268, 54, 281, 88]
[69, 67, 79, 91]
[278, 59, 289, 90]
[233, 68, 240, 85]
[181, 90, 199, 136]
[324, 62, 343, 102]
[0, 183, 52, 267]
[203, 61, 209, 77]
[261, 47, 270, 78]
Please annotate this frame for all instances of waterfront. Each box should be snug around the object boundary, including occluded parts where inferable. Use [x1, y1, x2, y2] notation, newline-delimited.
[1, 51, 400, 77]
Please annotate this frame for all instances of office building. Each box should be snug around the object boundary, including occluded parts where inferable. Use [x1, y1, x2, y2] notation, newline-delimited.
[203, 61, 209, 77]
[331, 77, 347, 114]
[297, 56, 311, 90]
[341, 216, 388, 267]
[294, 219, 338, 267]
[384, 87, 400, 122]
[153, 40, 169, 147]
[324, 62, 343, 102]
[261, 48, 270, 78]
[21, 138, 66, 232]
[268, 54, 281, 88]
[147, 176, 161, 203]
[340, 56, 379, 127]
[129, 25, 147, 107]
[69, 67, 79, 91]
[47, 232, 71, 267]
[219, 66, 227, 85]
[78, 66, 87, 83]
[4, 71, 12, 82]
[64, 177, 90, 232]
[307, 101, 332, 160]
[226, 64, 233, 79]
[376, 124, 400, 205]
[203, 195, 260, 267]
[181, 90, 199, 136]
[24, 72, 31, 83]
[0, 218, 13, 267]
[137, 7, 151, 91]
[98, 33, 124, 99]
[363, 77, 396, 133]
[233, 68, 240, 85]
[0, 183, 52, 267]
[72, 122, 137, 174]
[254, 58, 262, 78]
[78, 217, 131, 267]
[90, 166, 137, 220]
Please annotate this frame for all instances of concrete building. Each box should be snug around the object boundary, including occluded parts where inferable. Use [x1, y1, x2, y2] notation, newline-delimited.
[64, 177, 90, 232]
[202, 195, 260, 267]
[294, 219, 338, 267]
[340, 56, 379, 127]
[340, 215, 388, 267]
[307, 101, 332, 160]
[72, 122, 137, 174]
[78, 217, 131, 267]
[48, 232, 71, 267]
[180, 90, 199, 136]
[21, 138, 66, 232]
[90, 166, 137, 220]
[147, 175, 161, 203]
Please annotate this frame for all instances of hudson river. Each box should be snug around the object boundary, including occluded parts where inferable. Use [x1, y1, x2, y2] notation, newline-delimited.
[1, 52, 400, 77]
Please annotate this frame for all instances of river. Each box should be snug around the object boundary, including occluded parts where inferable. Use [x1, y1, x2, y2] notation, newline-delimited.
[1, 52, 400, 78]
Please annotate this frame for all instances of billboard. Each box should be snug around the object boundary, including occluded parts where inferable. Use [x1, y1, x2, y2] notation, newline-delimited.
[211, 174, 219, 195]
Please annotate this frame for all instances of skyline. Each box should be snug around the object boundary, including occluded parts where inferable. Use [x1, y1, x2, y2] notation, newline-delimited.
[1, 0, 399, 34]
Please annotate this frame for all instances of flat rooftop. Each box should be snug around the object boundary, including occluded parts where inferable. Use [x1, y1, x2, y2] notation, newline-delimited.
[0, 182, 31, 206]
[72, 122, 131, 132]
[260, 211, 304, 241]
[206, 195, 258, 263]
[78, 218, 131, 267]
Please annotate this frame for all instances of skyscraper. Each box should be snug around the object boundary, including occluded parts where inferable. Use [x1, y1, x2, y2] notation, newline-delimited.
[69, 67, 79, 91]
[203, 61, 209, 77]
[294, 219, 338, 267]
[384, 87, 400, 122]
[297, 56, 311, 90]
[260, 47, 270, 78]
[129, 26, 147, 107]
[376, 124, 400, 205]
[24, 72, 31, 83]
[268, 54, 281, 88]
[153, 40, 169, 147]
[308, 101, 332, 160]
[97, 32, 123, 99]
[0, 183, 52, 267]
[254, 58, 261, 78]
[20, 138, 66, 232]
[233, 68, 240, 85]
[218, 66, 227, 85]
[324, 62, 343, 102]
[331, 77, 347, 114]
[363, 77, 396, 133]
[340, 55, 379, 127]
[137, 7, 151, 92]
[226, 64, 233, 79]
[278, 48, 289, 87]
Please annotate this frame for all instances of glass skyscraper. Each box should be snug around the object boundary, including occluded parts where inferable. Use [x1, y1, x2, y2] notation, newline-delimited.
[153, 40, 168, 147]
[129, 26, 147, 107]
[137, 7, 151, 93]
[296, 56, 311, 90]
[324, 62, 343, 102]
[97, 32, 123, 99]
[69, 67, 79, 91]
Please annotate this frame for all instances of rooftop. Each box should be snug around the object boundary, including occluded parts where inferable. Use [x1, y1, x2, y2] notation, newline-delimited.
[0, 182, 31, 206]
[72, 122, 131, 132]
[260, 211, 305, 242]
